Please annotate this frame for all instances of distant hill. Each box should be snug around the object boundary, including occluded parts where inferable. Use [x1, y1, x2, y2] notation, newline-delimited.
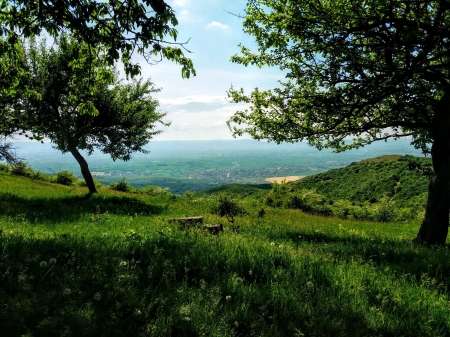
[195, 183, 272, 198]
[292, 155, 430, 208]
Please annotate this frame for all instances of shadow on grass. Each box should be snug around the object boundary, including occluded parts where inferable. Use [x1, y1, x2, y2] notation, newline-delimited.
[1, 233, 433, 337]
[0, 191, 165, 224]
[265, 227, 450, 285]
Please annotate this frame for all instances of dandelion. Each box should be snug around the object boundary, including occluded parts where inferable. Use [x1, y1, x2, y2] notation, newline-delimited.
[63, 288, 71, 295]
[226, 295, 232, 301]
[306, 281, 314, 288]
[119, 261, 127, 267]
[49, 258, 57, 265]
[40, 261, 47, 268]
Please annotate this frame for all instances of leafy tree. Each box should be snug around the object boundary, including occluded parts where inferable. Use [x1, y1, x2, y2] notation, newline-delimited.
[0, 138, 20, 164]
[211, 194, 247, 232]
[228, 0, 450, 245]
[0, 0, 195, 144]
[15, 36, 166, 193]
[0, 0, 195, 78]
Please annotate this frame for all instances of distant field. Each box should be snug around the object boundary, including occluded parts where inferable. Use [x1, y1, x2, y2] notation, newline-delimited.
[12, 139, 424, 194]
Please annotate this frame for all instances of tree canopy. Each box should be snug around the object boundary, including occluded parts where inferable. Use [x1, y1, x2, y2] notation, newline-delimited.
[15, 36, 167, 193]
[0, 0, 195, 78]
[229, 0, 450, 244]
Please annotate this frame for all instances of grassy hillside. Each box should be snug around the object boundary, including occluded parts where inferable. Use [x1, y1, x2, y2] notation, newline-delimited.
[293, 155, 430, 208]
[195, 183, 272, 198]
[1, 171, 450, 336]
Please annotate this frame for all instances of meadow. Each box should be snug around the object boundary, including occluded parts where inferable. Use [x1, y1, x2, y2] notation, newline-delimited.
[1, 170, 450, 336]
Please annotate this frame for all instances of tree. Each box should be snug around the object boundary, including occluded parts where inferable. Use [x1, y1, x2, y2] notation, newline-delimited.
[16, 36, 167, 193]
[0, 138, 19, 165]
[0, 0, 195, 78]
[211, 194, 247, 232]
[228, 0, 450, 245]
[0, 0, 195, 142]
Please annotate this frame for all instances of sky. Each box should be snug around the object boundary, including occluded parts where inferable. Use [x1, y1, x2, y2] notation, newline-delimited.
[128, 0, 285, 140]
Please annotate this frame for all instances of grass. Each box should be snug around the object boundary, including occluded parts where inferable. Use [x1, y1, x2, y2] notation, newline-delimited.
[1, 172, 450, 336]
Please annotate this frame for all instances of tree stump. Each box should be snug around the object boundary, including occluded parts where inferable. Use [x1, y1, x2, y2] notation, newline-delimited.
[203, 224, 223, 235]
[168, 216, 204, 229]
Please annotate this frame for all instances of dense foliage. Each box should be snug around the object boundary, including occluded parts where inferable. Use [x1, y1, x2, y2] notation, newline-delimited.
[12, 36, 167, 193]
[295, 156, 430, 209]
[229, 0, 450, 244]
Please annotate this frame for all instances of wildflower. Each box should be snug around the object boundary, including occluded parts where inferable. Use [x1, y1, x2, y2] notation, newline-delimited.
[270, 242, 276, 246]
[40, 261, 47, 268]
[306, 281, 314, 288]
[49, 258, 57, 265]
[119, 261, 127, 267]
[63, 288, 71, 295]
[179, 305, 190, 316]
[226, 295, 232, 301]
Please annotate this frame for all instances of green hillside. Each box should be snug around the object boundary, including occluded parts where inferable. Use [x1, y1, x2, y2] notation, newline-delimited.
[1, 159, 450, 336]
[293, 155, 430, 208]
[195, 183, 272, 198]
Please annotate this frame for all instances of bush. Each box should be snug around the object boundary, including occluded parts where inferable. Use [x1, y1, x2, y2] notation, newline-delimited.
[138, 185, 170, 196]
[54, 170, 78, 186]
[211, 194, 247, 231]
[77, 177, 104, 189]
[374, 197, 396, 222]
[11, 162, 34, 177]
[0, 163, 11, 173]
[109, 178, 133, 192]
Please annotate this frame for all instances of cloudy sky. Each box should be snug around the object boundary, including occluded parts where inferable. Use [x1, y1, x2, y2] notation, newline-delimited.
[129, 0, 284, 140]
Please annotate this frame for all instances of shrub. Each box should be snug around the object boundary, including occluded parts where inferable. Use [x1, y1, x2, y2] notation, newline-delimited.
[11, 162, 34, 177]
[77, 177, 104, 189]
[139, 185, 170, 196]
[211, 194, 247, 231]
[374, 197, 396, 222]
[0, 163, 11, 173]
[109, 178, 133, 192]
[54, 170, 78, 186]
[184, 190, 195, 201]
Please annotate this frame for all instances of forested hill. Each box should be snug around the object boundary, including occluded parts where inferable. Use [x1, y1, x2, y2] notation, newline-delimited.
[292, 155, 430, 208]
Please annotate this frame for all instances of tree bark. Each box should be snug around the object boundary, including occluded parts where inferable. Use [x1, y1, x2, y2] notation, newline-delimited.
[413, 89, 450, 245]
[70, 147, 97, 194]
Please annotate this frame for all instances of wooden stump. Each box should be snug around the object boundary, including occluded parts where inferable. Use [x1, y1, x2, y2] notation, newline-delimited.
[203, 224, 223, 235]
[168, 216, 204, 228]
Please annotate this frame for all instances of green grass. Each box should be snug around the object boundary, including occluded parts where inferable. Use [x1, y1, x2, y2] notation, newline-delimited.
[1, 172, 450, 336]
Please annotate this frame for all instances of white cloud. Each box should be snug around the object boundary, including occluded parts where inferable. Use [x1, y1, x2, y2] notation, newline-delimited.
[159, 95, 226, 105]
[173, 0, 189, 7]
[206, 21, 229, 30]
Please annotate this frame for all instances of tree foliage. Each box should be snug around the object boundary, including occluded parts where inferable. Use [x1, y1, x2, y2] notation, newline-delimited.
[0, 0, 195, 78]
[14, 36, 167, 193]
[229, 0, 450, 245]
[228, 0, 449, 151]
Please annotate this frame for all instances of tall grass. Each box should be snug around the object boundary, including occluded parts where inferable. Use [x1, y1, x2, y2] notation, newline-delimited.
[1, 172, 450, 336]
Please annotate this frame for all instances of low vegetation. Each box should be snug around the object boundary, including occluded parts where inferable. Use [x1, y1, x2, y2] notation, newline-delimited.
[1, 161, 449, 336]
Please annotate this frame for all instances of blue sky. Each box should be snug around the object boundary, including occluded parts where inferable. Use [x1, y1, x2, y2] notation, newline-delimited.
[130, 0, 284, 140]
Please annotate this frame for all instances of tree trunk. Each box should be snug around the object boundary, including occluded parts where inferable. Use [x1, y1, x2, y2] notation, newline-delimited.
[70, 147, 97, 194]
[413, 89, 450, 245]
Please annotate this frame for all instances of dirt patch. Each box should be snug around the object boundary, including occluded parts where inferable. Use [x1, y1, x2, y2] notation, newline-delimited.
[265, 176, 305, 183]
